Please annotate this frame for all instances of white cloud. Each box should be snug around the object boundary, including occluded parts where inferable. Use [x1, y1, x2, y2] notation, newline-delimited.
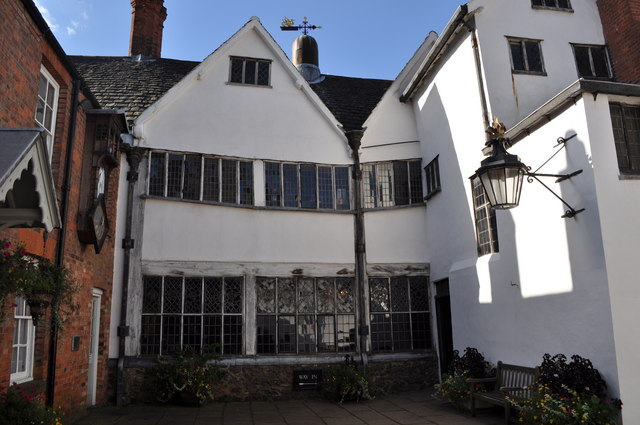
[34, 0, 59, 31]
[66, 26, 76, 36]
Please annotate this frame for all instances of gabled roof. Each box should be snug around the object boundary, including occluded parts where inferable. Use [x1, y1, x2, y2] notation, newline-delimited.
[70, 56, 199, 124]
[70, 18, 391, 133]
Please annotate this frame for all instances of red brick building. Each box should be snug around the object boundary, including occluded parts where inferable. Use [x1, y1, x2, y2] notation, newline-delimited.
[0, 0, 125, 415]
[597, 0, 640, 84]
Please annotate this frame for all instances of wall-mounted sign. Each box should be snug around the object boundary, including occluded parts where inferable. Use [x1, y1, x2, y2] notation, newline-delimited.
[292, 369, 322, 390]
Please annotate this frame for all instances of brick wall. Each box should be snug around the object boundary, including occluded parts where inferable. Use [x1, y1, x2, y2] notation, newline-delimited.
[129, 0, 167, 58]
[0, 0, 120, 416]
[598, 0, 640, 83]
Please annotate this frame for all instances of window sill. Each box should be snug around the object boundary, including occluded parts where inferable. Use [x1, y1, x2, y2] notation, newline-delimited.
[9, 375, 34, 385]
[532, 6, 574, 12]
[225, 82, 272, 89]
[619, 173, 640, 180]
[424, 188, 441, 201]
[363, 202, 426, 212]
[512, 70, 548, 77]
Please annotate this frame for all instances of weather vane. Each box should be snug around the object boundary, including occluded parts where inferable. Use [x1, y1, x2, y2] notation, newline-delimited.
[280, 17, 322, 35]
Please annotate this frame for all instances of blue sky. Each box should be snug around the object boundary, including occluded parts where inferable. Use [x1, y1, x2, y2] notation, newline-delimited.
[34, 0, 465, 80]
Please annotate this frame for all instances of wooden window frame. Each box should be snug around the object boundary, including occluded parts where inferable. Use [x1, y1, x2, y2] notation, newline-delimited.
[508, 37, 546, 76]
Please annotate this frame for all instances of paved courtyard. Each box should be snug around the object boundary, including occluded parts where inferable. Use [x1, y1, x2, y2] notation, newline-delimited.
[72, 390, 503, 425]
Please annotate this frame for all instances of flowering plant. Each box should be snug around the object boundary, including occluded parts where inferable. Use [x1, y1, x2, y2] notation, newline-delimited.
[147, 346, 226, 405]
[0, 383, 63, 425]
[433, 347, 492, 411]
[0, 240, 77, 326]
[322, 355, 373, 404]
[515, 384, 622, 425]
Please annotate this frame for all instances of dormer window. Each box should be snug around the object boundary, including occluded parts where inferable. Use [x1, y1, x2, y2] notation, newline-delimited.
[229, 57, 271, 86]
[531, 0, 572, 10]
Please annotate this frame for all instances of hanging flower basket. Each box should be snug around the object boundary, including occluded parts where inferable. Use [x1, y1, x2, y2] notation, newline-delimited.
[26, 293, 53, 324]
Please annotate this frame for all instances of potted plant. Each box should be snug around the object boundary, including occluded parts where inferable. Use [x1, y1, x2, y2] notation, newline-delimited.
[322, 355, 374, 404]
[0, 240, 77, 326]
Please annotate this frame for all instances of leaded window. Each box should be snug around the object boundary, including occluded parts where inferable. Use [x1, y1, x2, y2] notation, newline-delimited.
[472, 177, 499, 256]
[572, 45, 611, 80]
[508, 38, 545, 75]
[256, 277, 356, 354]
[610, 103, 640, 174]
[263, 162, 351, 210]
[141, 275, 244, 355]
[35, 67, 59, 158]
[362, 160, 423, 208]
[424, 156, 441, 200]
[11, 296, 35, 384]
[531, 0, 571, 10]
[369, 277, 430, 352]
[148, 152, 253, 206]
[229, 57, 271, 86]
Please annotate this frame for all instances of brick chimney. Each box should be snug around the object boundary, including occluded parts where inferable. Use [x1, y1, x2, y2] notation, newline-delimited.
[597, 0, 640, 84]
[129, 0, 167, 58]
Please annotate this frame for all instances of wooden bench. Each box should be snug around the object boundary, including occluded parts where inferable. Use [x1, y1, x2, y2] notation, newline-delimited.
[467, 361, 539, 425]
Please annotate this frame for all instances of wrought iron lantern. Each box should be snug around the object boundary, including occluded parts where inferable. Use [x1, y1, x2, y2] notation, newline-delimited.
[474, 128, 585, 219]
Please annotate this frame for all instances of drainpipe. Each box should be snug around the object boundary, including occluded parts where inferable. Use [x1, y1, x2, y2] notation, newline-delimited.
[468, 24, 491, 137]
[46, 79, 80, 407]
[346, 129, 369, 366]
[115, 145, 145, 406]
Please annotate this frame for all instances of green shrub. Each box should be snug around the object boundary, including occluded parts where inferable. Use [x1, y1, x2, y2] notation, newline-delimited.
[0, 383, 62, 425]
[322, 355, 373, 404]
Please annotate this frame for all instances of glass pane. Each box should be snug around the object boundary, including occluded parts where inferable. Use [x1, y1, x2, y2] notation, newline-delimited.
[525, 41, 543, 73]
[204, 278, 222, 313]
[369, 278, 390, 312]
[38, 74, 48, 99]
[335, 167, 350, 210]
[591, 47, 609, 78]
[336, 315, 356, 352]
[149, 152, 166, 197]
[299, 164, 317, 208]
[230, 59, 243, 83]
[531, 0, 543, 5]
[166, 154, 183, 198]
[256, 278, 276, 313]
[510, 42, 525, 71]
[163, 277, 183, 313]
[391, 277, 409, 312]
[392, 313, 412, 351]
[410, 277, 430, 311]
[182, 154, 201, 200]
[256, 315, 277, 354]
[11, 347, 18, 373]
[278, 278, 296, 313]
[203, 315, 222, 351]
[221, 159, 237, 203]
[223, 315, 242, 354]
[278, 316, 296, 353]
[610, 104, 630, 170]
[297, 315, 316, 353]
[317, 315, 335, 352]
[411, 312, 431, 349]
[35, 98, 45, 125]
[257, 61, 270, 86]
[140, 315, 161, 355]
[297, 278, 315, 313]
[13, 321, 20, 345]
[239, 161, 253, 205]
[224, 277, 243, 314]
[336, 278, 354, 313]
[15, 298, 25, 316]
[183, 277, 202, 314]
[283, 164, 298, 207]
[318, 166, 334, 209]
[393, 161, 409, 205]
[574, 46, 592, 77]
[44, 106, 53, 130]
[362, 163, 377, 208]
[316, 278, 335, 313]
[558, 0, 570, 8]
[19, 320, 28, 344]
[377, 163, 394, 207]
[244, 60, 256, 85]
[370, 314, 392, 352]
[265, 162, 281, 207]
[161, 315, 181, 355]
[182, 315, 202, 350]
[409, 160, 423, 203]
[46, 82, 55, 107]
[202, 157, 219, 201]
[17, 347, 27, 371]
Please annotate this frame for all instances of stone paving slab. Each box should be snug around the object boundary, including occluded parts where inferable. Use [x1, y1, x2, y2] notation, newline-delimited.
[72, 391, 504, 425]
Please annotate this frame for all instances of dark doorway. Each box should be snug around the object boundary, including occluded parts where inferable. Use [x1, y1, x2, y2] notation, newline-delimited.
[434, 278, 454, 375]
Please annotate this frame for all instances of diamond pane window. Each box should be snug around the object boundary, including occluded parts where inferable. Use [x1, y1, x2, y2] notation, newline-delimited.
[369, 276, 431, 352]
[335, 167, 350, 210]
[167, 154, 183, 198]
[228, 57, 271, 86]
[509, 38, 545, 74]
[283, 164, 299, 207]
[318, 166, 334, 209]
[141, 276, 244, 355]
[472, 177, 499, 255]
[239, 161, 253, 205]
[363, 160, 423, 208]
[572, 45, 611, 79]
[300, 165, 317, 209]
[256, 277, 355, 354]
[265, 162, 281, 207]
[610, 103, 640, 174]
[203, 157, 219, 202]
[149, 152, 166, 196]
[183, 154, 202, 200]
[221, 159, 237, 203]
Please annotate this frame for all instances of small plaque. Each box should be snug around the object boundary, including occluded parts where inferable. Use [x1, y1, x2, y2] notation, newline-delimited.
[72, 335, 81, 351]
[293, 369, 322, 390]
